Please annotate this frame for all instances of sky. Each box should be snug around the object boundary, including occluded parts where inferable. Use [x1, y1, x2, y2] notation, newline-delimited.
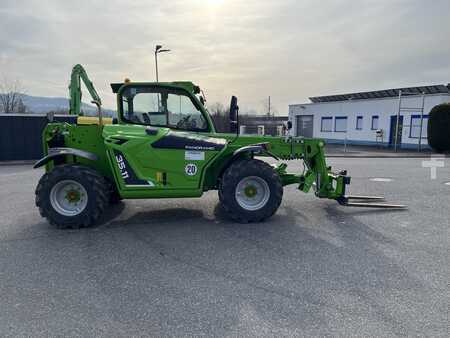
[1, 0, 449, 114]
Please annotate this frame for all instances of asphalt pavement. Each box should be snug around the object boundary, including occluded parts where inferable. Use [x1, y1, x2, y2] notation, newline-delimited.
[0, 157, 449, 337]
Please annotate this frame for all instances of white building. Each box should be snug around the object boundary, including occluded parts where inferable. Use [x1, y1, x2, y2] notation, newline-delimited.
[289, 84, 450, 149]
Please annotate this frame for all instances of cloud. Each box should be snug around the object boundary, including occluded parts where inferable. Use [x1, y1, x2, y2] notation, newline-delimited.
[1, 0, 449, 113]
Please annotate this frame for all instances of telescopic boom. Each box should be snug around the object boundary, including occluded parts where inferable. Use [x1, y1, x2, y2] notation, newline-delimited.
[69, 64, 102, 116]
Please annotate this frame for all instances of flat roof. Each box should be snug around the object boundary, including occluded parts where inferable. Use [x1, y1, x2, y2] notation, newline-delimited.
[309, 84, 450, 103]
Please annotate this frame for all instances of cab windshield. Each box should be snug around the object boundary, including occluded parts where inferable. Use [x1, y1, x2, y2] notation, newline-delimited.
[120, 86, 208, 132]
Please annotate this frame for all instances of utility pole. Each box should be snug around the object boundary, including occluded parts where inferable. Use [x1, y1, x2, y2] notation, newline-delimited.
[155, 49, 159, 82]
[268, 96, 271, 117]
[154, 45, 170, 82]
[394, 90, 402, 152]
[154, 45, 170, 111]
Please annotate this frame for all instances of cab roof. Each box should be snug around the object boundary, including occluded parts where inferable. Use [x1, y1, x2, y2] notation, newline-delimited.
[110, 81, 200, 94]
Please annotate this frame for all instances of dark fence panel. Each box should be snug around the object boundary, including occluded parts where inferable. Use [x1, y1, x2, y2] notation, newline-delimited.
[0, 114, 76, 161]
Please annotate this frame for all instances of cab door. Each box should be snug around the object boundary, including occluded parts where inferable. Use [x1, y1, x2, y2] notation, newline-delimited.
[103, 85, 226, 195]
[104, 124, 226, 193]
[146, 129, 226, 190]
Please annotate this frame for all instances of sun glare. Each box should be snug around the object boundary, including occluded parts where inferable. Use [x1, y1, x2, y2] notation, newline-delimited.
[207, 0, 225, 6]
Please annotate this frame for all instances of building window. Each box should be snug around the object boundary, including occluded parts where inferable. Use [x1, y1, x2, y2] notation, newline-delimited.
[410, 115, 429, 138]
[334, 116, 347, 132]
[321, 117, 333, 132]
[356, 116, 363, 130]
[371, 115, 379, 130]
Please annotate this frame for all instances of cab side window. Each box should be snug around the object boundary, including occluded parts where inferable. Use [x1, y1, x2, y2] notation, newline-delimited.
[122, 87, 207, 131]
[167, 93, 207, 130]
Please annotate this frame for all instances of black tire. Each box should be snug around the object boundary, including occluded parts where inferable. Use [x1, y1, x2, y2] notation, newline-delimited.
[219, 159, 283, 223]
[109, 190, 123, 204]
[35, 165, 109, 229]
[107, 179, 123, 204]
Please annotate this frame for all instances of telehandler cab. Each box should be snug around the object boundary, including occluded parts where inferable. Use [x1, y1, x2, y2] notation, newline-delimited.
[34, 64, 405, 228]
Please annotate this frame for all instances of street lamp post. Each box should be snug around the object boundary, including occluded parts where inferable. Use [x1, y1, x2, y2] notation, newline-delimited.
[154, 45, 170, 82]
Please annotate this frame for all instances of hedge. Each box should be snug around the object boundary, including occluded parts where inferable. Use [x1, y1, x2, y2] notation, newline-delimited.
[428, 103, 450, 152]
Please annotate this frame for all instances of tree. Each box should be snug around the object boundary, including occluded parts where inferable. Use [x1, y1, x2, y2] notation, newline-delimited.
[209, 102, 230, 133]
[16, 98, 27, 114]
[0, 77, 27, 113]
[428, 103, 450, 152]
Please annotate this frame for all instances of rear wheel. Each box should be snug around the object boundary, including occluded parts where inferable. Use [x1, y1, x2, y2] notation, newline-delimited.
[219, 159, 283, 223]
[35, 165, 109, 228]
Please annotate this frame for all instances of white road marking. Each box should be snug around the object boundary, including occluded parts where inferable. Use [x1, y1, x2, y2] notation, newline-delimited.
[370, 177, 393, 182]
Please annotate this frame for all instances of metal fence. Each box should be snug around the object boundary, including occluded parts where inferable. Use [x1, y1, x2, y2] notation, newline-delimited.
[0, 114, 76, 161]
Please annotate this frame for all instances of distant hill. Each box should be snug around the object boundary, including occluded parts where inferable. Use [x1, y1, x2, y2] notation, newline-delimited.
[19, 94, 116, 116]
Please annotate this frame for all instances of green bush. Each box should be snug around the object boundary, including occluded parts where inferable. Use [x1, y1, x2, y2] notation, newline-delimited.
[428, 103, 450, 152]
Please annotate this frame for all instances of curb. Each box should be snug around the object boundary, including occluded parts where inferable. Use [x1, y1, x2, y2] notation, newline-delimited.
[0, 160, 35, 166]
[326, 155, 439, 159]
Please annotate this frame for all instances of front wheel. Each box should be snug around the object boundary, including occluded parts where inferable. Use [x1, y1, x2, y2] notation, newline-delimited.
[219, 159, 283, 223]
[35, 165, 109, 228]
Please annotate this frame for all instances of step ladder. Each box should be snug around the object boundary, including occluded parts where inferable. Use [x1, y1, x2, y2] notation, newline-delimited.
[395, 90, 426, 152]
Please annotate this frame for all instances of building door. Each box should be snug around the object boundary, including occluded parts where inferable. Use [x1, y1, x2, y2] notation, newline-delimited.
[389, 115, 404, 146]
[296, 115, 314, 137]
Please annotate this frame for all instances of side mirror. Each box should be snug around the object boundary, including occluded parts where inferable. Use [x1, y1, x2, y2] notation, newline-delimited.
[229, 96, 239, 133]
[287, 121, 292, 130]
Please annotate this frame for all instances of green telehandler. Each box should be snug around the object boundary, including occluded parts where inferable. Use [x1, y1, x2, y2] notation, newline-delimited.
[34, 64, 404, 228]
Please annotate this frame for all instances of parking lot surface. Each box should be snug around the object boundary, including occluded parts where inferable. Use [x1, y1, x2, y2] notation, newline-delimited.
[0, 157, 449, 336]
